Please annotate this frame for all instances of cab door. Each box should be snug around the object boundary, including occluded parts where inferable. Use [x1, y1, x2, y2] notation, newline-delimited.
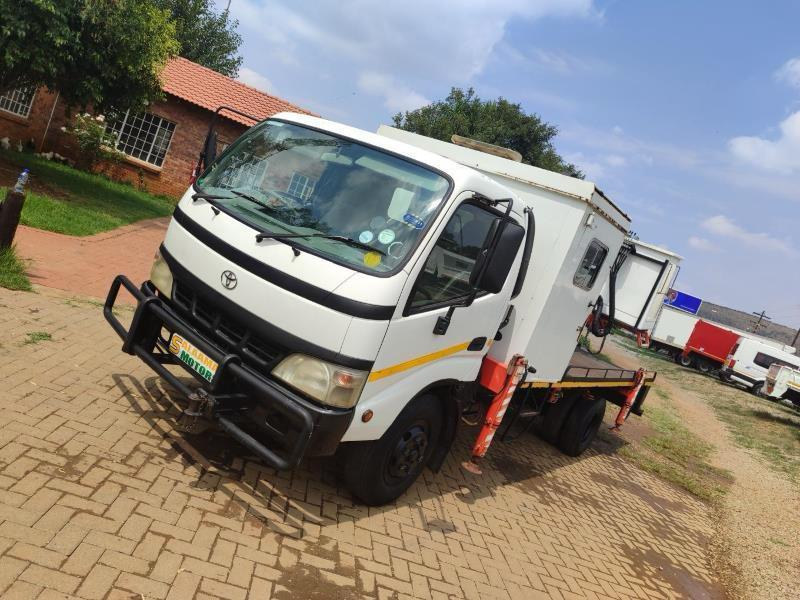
[346, 193, 525, 440]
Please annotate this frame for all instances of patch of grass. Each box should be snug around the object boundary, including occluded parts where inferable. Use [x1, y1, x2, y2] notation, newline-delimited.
[1, 149, 174, 236]
[24, 331, 52, 344]
[0, 246, 32, 291]
[705, 393, 800, 482]
[621, 390, 733, 503]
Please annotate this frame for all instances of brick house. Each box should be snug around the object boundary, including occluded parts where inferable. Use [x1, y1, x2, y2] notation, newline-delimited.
[0, 57, 313, 198]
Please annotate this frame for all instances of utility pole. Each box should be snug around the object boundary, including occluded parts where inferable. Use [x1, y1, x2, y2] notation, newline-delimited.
[792, 327, 799, 347]
[750, 310, 772, 334]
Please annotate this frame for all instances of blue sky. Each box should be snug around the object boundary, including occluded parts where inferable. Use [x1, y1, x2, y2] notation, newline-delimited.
[224, 0, 800, 328]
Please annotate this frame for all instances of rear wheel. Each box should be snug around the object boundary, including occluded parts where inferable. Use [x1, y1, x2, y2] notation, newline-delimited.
[557, 396, 607, 457]
[751, 381, 765, 397]
[696, 358, 711, 373]
[338, 394, 441, 506]
[537, 393, 578, 445]
[677, 353, 694, 368]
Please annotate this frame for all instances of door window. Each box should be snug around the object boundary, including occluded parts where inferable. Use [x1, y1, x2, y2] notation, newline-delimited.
[409, 203, 497, 311]
[573, 239, 608, 290]
[753, 352, 798, 370]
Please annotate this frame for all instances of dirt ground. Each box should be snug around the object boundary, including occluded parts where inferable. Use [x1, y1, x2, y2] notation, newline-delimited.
[603, 338, 800, 600]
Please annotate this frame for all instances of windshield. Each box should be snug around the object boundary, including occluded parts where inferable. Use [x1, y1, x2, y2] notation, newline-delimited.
[196, 120, 451, 273]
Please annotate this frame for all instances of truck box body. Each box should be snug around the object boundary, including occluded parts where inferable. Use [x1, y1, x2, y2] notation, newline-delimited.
[377, 126, 631, 383]
[601, 239, 681, 334]
[684, 320, 740, 365]
[765, 364, 800, 405]
[651, 305, 699, 351]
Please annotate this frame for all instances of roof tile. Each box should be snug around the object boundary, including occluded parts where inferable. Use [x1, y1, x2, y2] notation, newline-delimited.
[160, 57, 314, 125]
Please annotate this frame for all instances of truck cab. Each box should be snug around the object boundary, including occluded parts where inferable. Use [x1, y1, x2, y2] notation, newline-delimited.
[105, 112, 648, 505]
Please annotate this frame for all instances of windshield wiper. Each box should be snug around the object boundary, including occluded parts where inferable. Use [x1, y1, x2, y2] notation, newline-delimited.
[255, 231, 386, 255]
[228, 189, 276, 211]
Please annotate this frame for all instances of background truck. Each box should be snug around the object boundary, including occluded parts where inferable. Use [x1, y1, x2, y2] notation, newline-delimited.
[764, 364, 800, 406]
[649, 304, 699, 358]
[721, 337, 800, 395]
[105, 112, 653, 505]
[600, 239, 682, 346]
[680, 319, 741, 372]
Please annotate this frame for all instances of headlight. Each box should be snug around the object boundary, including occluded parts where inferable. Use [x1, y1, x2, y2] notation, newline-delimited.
[150, 249, 173, 298]
[272, 354, 367, 409]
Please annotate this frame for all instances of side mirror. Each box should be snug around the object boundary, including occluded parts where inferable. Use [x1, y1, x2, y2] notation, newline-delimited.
[202, 129, 218, 166]
[473, 219, 525, 294]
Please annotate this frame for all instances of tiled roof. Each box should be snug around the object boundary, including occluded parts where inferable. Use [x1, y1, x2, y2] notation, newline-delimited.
[160, 57, 314, 125]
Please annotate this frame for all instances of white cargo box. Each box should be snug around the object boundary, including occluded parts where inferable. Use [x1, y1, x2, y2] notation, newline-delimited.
[377, 126, 631, 382]
[603, 239, 682, 333]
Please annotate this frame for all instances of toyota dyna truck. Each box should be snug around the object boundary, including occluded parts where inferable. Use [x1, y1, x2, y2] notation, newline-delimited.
[105, 112, 654, 505]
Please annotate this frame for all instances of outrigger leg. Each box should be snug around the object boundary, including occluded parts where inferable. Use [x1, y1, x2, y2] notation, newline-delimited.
[463, 355, 527, 475]
[610, 368, 646, 431]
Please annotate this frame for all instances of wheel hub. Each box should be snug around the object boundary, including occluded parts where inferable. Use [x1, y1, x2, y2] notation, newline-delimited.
[387, 425, 428, 480]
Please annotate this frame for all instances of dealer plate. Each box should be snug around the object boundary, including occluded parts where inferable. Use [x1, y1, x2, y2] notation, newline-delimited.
[168, 333, 218, 382]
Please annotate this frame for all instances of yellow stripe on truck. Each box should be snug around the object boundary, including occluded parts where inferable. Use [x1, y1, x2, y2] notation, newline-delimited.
[368, 341, 471, 382]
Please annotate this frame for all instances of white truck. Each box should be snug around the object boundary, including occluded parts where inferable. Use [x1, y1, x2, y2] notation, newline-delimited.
[601, 239, 681, 346]
[649, 304, 699, 357]
[721, 336, 800, 396]
[764, 364, 800, 406]
[105, 112, 654, 505]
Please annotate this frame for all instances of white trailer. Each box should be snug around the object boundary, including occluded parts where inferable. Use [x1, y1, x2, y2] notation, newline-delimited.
[650, 305, 699, 355]
[764, 364, 800, 406]
[601, 239, 681, 345]
[105, 113, 654, 505]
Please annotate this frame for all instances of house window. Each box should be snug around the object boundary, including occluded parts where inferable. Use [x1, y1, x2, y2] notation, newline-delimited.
[286, 172, 316, 200]
[0, 87, 35, 118]
[106, 110, 176, 168]
[573, 239, 608, 290]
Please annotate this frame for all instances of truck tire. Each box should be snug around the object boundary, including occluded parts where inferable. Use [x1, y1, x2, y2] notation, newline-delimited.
[696, 358, 711, 373]
[537, 393, 578, 445]
[677, 353, 693, 368]
[557, 396, 607, 457]
[751, 381, 765, 397]
[337, 394, 441, 506]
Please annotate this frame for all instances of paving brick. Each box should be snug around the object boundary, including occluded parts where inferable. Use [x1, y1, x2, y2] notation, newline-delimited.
[19, 564, 80, 594]
[0, 287, 724, 600]
[76, 565, 119, 600]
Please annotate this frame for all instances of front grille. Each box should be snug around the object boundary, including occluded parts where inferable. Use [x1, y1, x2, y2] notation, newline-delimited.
[171, 280, 284, 372]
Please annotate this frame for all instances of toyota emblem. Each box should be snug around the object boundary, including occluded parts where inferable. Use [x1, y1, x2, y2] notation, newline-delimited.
[220, 270, 238, 290]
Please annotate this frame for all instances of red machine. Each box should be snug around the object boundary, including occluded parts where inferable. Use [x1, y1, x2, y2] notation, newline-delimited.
[681, 320, 739, 372]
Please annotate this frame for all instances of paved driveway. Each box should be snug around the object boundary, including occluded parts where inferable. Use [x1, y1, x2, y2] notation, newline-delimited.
[0, 287, 720, 599]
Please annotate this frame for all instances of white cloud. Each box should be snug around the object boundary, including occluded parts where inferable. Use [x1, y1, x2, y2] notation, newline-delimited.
[357, 72, 429, 113]
[232, 0, 595, 87]
[237, 67, 274, 93]
[687, 236, 718, 252]
[775, 57, 800, 89]
[605, 154, 627, 167]
[701, 215, 797, 256]
[563, 151, 605, 179]
[729, 111, 800, 174]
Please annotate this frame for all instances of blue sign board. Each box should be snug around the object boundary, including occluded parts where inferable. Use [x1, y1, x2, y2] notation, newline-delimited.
[664, 290, 702, 315]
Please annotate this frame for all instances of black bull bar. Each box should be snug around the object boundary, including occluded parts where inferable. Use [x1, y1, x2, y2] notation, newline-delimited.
[103, 275, 323, 470]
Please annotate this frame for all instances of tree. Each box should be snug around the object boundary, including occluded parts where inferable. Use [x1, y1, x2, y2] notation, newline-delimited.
[154, 0, 242, 77]
[0, 0, 177, 111]
[393, 88, 583, 179]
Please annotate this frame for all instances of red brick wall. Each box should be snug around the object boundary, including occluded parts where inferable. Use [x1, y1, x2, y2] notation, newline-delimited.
[0, 88, 60, 151]
[0, 88, 248, 199]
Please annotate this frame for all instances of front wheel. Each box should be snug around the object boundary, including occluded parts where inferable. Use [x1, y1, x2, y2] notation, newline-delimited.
[751, 381, 765, 398]
[338, 394, 441, 506]
[677, 353, 694, 368]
